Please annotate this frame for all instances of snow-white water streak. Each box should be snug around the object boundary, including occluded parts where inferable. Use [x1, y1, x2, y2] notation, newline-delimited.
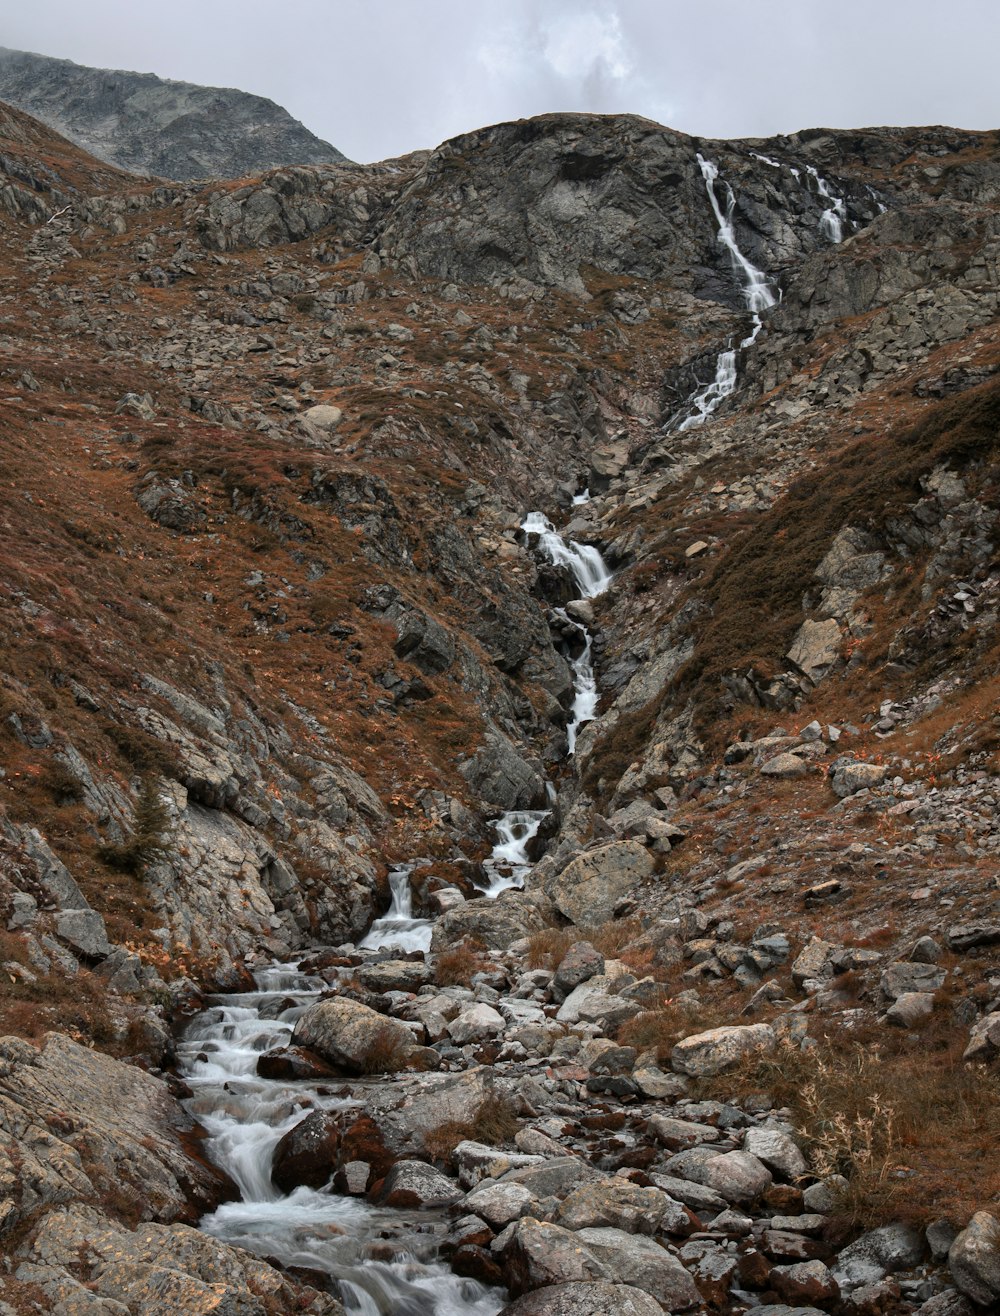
[179, 965, 504, 1315]
[806, 165, 847, 243]
[358, 863, 433, 953]
[672, 156, 779, 432]
[480, 511, 612, 894]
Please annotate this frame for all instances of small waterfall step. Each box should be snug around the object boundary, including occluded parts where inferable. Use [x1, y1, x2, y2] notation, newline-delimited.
[358, 864, 433, 954]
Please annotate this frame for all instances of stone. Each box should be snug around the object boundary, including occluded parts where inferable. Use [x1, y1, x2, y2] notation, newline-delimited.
[770, 1260, 840, 1305]
[791, 938, 837, 986]
[963, 1012, 1000, 1062]
[949, 1211, 1000, 1307]
[884, 991, 935, 1027]
[879, 961, 946, 1001]
[543, 842, 655, 926]
[432, 892, 556, 953]
[947, 923, 1000, 953]
[498, 1281, 664, 1315]
[292, 997, 419, 1074]
[256, 1046, 337, 1082]
[500, 1218, 612, 1293]
[787, 618, 842, 683]
[830, 761, 887, 798]
[670, 1023, 776, 1077]
[301, 403, 343, 435]
[700, 1150, 773, 1203]
[378, 1160, 461, 1208]
[742, 1128, 809, 1180]
[648, 1172, 727, 1213]
[448, 1003, 506, 1045]
[575, 1228, 701, 1309]
[914, 1292, 978, 1316]
[648, 1115, 721, 1150]
[465, 1179, 538, 1229]
[832, 1223, 924, 1290]
[555, 1180, 674, 1235]
[552, 941, 605, 1000]
[761, 752, 809, 779]
[53, 908, 112, 959]
[633, 1067, 687, 1099]
[555, 981, 642, 1032]
[910, 936, 943, 964]
[357, 959, 431, 993]
[270, 1110, 341, 1192]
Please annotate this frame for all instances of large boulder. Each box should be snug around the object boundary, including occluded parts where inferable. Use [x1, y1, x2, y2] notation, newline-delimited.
[291, 997, 418, 1074]
[271, 1110, 341, 1193]
[378, 1160, 462, 1208]
[575, 1228, 701, 1310]
[949, 1212, 1000, 1307]
[431, 891, 557, 952]
[459, 727, 545, 810]
[670, 1024, 776, 1077]
[500, 1218, 612, 1294]
[543, 842, 655, 926]
[555, 1179, 678, 1235]
[499, 1281, 664, 1315]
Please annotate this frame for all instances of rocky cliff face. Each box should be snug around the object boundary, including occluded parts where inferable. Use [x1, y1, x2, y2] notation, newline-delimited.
[0, 99, 999, 1313]
[0, 46, 349, 179]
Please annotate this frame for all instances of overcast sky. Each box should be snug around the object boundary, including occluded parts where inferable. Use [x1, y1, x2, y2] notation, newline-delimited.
[4, 0, 998, 162]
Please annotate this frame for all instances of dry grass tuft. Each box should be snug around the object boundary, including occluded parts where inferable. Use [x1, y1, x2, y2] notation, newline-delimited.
[357, 1023, 414, 1075]
[433, 943, 487, 987]
[422, 1091, 520, 1163]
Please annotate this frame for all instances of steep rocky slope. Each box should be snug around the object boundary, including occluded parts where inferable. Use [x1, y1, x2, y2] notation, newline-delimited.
[0, 46, 349, 179]
[0, 101, 998, 1313]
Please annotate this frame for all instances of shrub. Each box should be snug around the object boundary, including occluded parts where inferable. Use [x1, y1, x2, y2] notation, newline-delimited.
[357, 1023, 413, 1075]
[96, 777, 174, 877]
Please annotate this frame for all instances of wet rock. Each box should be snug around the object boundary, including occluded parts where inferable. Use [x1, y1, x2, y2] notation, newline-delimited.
[292, 997, 418, 1074]
[670, 1023, 776, 1077]
[543, 842, 655, 926]
[256, 1046, 338, 1082]
[949, 1211, 1000, 1307]
[378, 1160, 461, 1208]
[498, 1280, 664, 1315]
[271, 1111, 341, 1192]
[576, 1228, 701, 1309]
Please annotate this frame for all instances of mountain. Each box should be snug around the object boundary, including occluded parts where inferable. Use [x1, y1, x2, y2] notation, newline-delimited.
[0, 45, 349, 179]
[1, 99, 999, 1313]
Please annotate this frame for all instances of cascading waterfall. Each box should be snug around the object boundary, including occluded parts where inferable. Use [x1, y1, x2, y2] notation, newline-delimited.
[179, 969, 504, 1315]
[479, 510, 612, 892]
[671, 155, 779, 432]
[358, 864, 433, 953]
[805, 165, 847, 242]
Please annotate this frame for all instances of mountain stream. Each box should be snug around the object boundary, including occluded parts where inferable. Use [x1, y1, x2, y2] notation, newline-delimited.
[178, 512, 612, 1313]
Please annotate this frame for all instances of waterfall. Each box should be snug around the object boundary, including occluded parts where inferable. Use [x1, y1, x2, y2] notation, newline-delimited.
[358, 865, 433, 953]
[520, 511, 612, 598]
[806, 165, 847, 242]
[696, 153, 778, 315]
[674, 349, 737, 432]
[480, 810, 549, 896]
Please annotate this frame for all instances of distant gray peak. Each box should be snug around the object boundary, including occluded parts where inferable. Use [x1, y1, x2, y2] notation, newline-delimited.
[0, 46, 349, 180]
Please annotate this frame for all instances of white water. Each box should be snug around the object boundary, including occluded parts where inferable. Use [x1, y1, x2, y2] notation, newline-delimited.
[480, 809, 550, 896]
[359, 865, 433, 953]
[806, 165, 847, 243]
[520, 511, 612, 599]
[179, 967, 504, 1315]
[675, 348, 737, 431]
[697, 153, 778, 316]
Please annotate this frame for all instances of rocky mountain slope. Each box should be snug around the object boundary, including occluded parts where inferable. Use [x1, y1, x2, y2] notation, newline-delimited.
[0, 95, 998, 1314]
[0, 47, 349, 179]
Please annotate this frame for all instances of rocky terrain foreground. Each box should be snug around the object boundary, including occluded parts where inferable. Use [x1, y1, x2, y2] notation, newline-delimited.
[0, 93, 998, 1314]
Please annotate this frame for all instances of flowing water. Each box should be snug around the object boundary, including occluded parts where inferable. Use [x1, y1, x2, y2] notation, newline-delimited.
[670, 156, 779, 432]
[178, 965, 505, 1315]
[359, 865, 434, 953]
[805, 165, 847, 243]
[480, 809, 550, 896]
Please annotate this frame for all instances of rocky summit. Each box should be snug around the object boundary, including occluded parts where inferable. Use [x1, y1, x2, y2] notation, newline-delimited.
[0, 47, 349, 179]
[0, 87, 998, 1316]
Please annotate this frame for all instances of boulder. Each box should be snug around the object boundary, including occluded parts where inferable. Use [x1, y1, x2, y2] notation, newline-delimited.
[432, 892, 556, 952]
[963, 1012, 1000, 1063]
[459, 728, 544, 810]
[949, 1212, 1000, 1307]
[498, 1281, 664, 1315]
[649, 1115, 721, 1151]
[292, 997, 417, 1074]
[576, 1228, 701, 1309]
[700, 1150, 773, 1204]
[742, 1128, 808, 1181]
[465, 1179, 538, 1229]
[831, 1223, 924, 1290]
[500, 1218, 612, 1293]
[53, 908, 112, 959]
[555, 1179, 675, 1235]
[770, 1260, 840, 1305]
[357, 960, 431, 993]
[830, 761, 887, 798]
[670, 1024, 776, 1077]
[378, 1160, 462, 1208]
[552, 941, 605, 1001]
[761, 752, 809, 779]
[879, 961, 946, 1001]
[787, 619, 841, 684]
[448, 1003, 506, 1045]
[543, 842, 655, 926]
[271, 1110, 341, 1192]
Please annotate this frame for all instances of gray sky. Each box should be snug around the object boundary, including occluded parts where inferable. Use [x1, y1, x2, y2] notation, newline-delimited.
[4, 0, 998, 162]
